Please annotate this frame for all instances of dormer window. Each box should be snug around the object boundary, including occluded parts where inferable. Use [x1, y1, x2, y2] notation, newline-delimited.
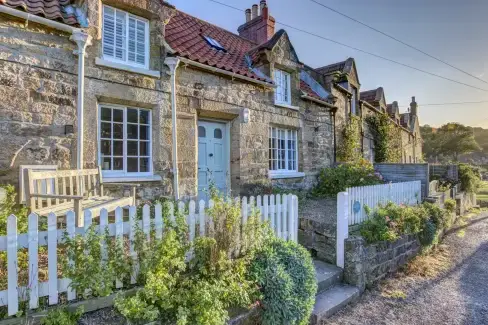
[203, 36, 226, 52]
[102, 5, 149, 69]
[274, 69, 291, 105]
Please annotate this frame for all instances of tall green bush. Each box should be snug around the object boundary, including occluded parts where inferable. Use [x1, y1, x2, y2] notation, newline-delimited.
[313, 160, 383, 197]
[458, 164, 481, 193]
[248, 238, 317, 325]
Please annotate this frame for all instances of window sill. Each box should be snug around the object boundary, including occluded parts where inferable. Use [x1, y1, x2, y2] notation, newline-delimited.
[274, 102, 300, 111]
[269, 172, 306, 179]
[103, 175, 162, 183]
[95, 58, 161, 78]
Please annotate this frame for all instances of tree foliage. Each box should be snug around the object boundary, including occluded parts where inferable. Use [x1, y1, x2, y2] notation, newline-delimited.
[366, 113, 402, 163]
[337, 115, 361, 163]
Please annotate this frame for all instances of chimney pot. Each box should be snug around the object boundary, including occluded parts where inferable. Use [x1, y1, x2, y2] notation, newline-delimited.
[245, 9, 251, 22]
[412, 96, 416, 103]
[260, 0, 266, 13]
[252, 4, 258, 19]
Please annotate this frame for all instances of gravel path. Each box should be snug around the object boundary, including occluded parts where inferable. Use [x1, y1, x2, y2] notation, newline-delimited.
[325, 212, 488, 325]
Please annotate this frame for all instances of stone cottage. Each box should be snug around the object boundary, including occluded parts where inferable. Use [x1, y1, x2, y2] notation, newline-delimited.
[0, 0, 422, 202]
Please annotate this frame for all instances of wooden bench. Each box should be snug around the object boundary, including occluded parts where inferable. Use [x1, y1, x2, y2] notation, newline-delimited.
[25, 168, 140, 226]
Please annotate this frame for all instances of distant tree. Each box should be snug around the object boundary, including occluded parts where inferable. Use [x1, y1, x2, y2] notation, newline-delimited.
[436, 123, 481, 161]
[420, 125, 440, 161]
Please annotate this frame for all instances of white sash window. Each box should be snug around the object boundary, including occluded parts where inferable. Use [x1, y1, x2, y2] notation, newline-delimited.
[274, 69, 291, 105]
[269, 127, 298, 174]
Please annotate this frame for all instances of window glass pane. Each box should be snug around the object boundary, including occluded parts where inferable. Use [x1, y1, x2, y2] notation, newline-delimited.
[214, 128, 222, 139]
[140, 141, 149, 156]
[127, 124, 138, 139]
[140, 110, 149, 124]
[113, 123, 123, 139]
[101, 123, 111, 138]
[198, 126, 206, 138]
[127, 108, 138, 123]
[102, 157, 111, 170]
[140, 158, 149, 172]
[113, 158, 123, 170]
[113, 141, 123, 156]
[113, 109, 123, 122]
[140, 125, 149, 140]
[127, 141, 138, 156]
[128, 158, 138, 172]
[101, 140, 111, 155]
[101, 107, 111, 121]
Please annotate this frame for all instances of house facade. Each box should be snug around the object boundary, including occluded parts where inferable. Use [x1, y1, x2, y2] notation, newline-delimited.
[0, 0, 421, 201]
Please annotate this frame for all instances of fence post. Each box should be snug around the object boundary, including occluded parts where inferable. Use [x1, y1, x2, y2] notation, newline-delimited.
[7, 214, 18, 316]
[66, 211, 76, 301]
[336, 192, 349, 268]
[28, 213, 39, 309]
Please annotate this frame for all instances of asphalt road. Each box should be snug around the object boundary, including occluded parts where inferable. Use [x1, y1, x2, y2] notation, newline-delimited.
[326, 212, 488, 325]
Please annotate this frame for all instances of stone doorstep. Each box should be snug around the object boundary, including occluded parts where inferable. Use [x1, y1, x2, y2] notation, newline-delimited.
[314, 260, 343, 294]
[310, 284, 360, 325]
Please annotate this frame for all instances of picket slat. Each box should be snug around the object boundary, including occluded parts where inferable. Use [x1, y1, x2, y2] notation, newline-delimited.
[2, 194, 299, 313]
[48, 213, 58, 305]
[28, 213, 39, 309]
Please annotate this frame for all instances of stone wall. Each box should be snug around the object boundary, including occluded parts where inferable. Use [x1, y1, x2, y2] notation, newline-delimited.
[344, 234, 421, 293]
[298, 198, 337, 264]
[456, 192, 477, 215]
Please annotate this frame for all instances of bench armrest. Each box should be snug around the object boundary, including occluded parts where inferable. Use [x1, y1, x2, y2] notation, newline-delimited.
[104, 183, 141, 188]
[30, 194, 84, 200]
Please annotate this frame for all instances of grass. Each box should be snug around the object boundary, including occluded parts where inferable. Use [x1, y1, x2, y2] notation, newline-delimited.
[403, 245, 451, 278]
[477, 181, 488, 201]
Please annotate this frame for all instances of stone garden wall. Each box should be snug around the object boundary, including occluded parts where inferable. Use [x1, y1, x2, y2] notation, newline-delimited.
[343, 234, 421, 293]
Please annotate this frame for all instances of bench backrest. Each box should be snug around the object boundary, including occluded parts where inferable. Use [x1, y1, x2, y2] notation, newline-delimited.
[25, 168, 103, 211]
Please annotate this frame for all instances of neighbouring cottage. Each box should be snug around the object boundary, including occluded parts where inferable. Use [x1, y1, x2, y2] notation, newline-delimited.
[0, 0, 422, 202]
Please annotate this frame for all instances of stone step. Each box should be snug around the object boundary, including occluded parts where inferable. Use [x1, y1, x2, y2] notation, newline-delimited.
[314, 260, 343, 294]
[310, 284, 360, 325]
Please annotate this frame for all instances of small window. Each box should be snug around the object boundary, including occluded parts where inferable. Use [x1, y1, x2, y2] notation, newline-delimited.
[203, 36, 226, 52]
[102, 5, 149, 69]
[198, 126, 206, 138]
[214, 128, 222, 139]
[269, 127, 297, 173]
[351, 86, 357, 115]
[274, 69, 291, 105]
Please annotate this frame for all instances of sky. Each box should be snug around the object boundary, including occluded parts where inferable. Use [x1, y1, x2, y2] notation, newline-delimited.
[167, 0, 488, 128]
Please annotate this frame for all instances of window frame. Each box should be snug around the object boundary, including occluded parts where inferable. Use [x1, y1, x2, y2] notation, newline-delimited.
[351, 86, 357, 115]
[102, 5, 150, 70]
[98, 103, 153, 178]
[274, 69, 292, 106]
[268, 126, 298, 175]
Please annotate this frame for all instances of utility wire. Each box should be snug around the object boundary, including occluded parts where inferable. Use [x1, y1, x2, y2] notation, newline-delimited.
[206, 0, 488, 93]
[307, 0, 488, 85]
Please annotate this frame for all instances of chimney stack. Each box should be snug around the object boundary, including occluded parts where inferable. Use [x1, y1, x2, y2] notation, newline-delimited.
[410, 96, 418, 116]
[238, 1, 276, 44]
[251, 4, 258, 19]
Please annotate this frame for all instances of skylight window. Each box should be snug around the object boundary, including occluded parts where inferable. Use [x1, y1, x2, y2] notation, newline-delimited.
[203, 36, 226, 52]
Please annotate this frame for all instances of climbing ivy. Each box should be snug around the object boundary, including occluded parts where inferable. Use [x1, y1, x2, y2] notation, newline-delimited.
[337, 115, 361, 163]
[366, 113, 402, 163]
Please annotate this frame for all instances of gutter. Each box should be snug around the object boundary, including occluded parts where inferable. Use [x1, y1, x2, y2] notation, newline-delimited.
[178, 57, 276, 89]
[301, 94, 337, 109]
[0, 5, 92, 170]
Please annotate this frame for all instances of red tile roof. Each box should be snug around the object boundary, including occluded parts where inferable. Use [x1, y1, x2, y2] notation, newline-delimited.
[300, 80, 324, 101]
[165, 10, 272, 83]
[0, 0, 78, 25]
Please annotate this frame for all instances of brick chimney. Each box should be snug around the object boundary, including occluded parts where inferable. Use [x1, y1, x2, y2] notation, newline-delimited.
[410, 96, 418, 116]
[238, 0, 276, 44]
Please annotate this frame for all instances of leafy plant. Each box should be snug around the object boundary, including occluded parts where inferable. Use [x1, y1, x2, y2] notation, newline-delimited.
[366, 113, 403, 163]
[459, 164, 481, 193]
[444, 199, 457, 215]
[40, 306, 84, 325]
[313, 159, 383, 197]
[423, 202, 449, 229]
[0, 184, 28, 235]
[337, 114, 361, 162]
[248, 238, 317, 325]
[418, 219, 437, 247]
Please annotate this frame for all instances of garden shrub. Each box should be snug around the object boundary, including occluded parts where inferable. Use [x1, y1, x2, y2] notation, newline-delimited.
[444, 199, 457, 215]
[40, 307, 84, 325]
[459, 164, 481, 193]
[418, 219, 437, 247]
[0, 184, 28, 235]
[423, 202, 449, 229]
[313, 159, 383, 197]
[247, 238, 317, 325]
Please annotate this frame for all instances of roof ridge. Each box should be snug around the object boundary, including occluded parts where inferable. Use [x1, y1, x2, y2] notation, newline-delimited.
[174, 9, 258, 46]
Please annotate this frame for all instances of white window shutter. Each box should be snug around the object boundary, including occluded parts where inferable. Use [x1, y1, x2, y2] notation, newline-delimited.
[128, 17, 136, 62]
[102, 6, 115, 58]
[114, 10, 126, 60]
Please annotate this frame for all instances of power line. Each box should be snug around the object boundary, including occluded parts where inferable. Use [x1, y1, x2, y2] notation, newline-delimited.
[206, 0, 488, 93]
[307, 0, 488, 86]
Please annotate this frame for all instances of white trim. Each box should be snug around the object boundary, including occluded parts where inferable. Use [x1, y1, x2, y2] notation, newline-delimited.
[269, 127, 298, 173]
[274, 103, 300, 111]
[274, 69, 292, 106]
[178, 57, 276, 88]
[95, 58, 160, 78]
[269, 172, 305, 179]
[103, 175, 162, 183]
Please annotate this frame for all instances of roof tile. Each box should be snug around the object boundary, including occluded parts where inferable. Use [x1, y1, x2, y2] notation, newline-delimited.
[1, 0, 78, 25]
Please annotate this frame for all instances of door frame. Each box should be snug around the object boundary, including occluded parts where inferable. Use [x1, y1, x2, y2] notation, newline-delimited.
[197, 118, 231, 197]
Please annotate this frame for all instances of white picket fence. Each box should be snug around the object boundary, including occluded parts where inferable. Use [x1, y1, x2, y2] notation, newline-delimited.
[0, 194, 298, 316]
[346, 181, 422, 226]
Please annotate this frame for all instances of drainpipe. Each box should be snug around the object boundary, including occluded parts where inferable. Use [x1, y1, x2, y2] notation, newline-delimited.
[70, 31, 92, 170]
[164, 57, 181, 200]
